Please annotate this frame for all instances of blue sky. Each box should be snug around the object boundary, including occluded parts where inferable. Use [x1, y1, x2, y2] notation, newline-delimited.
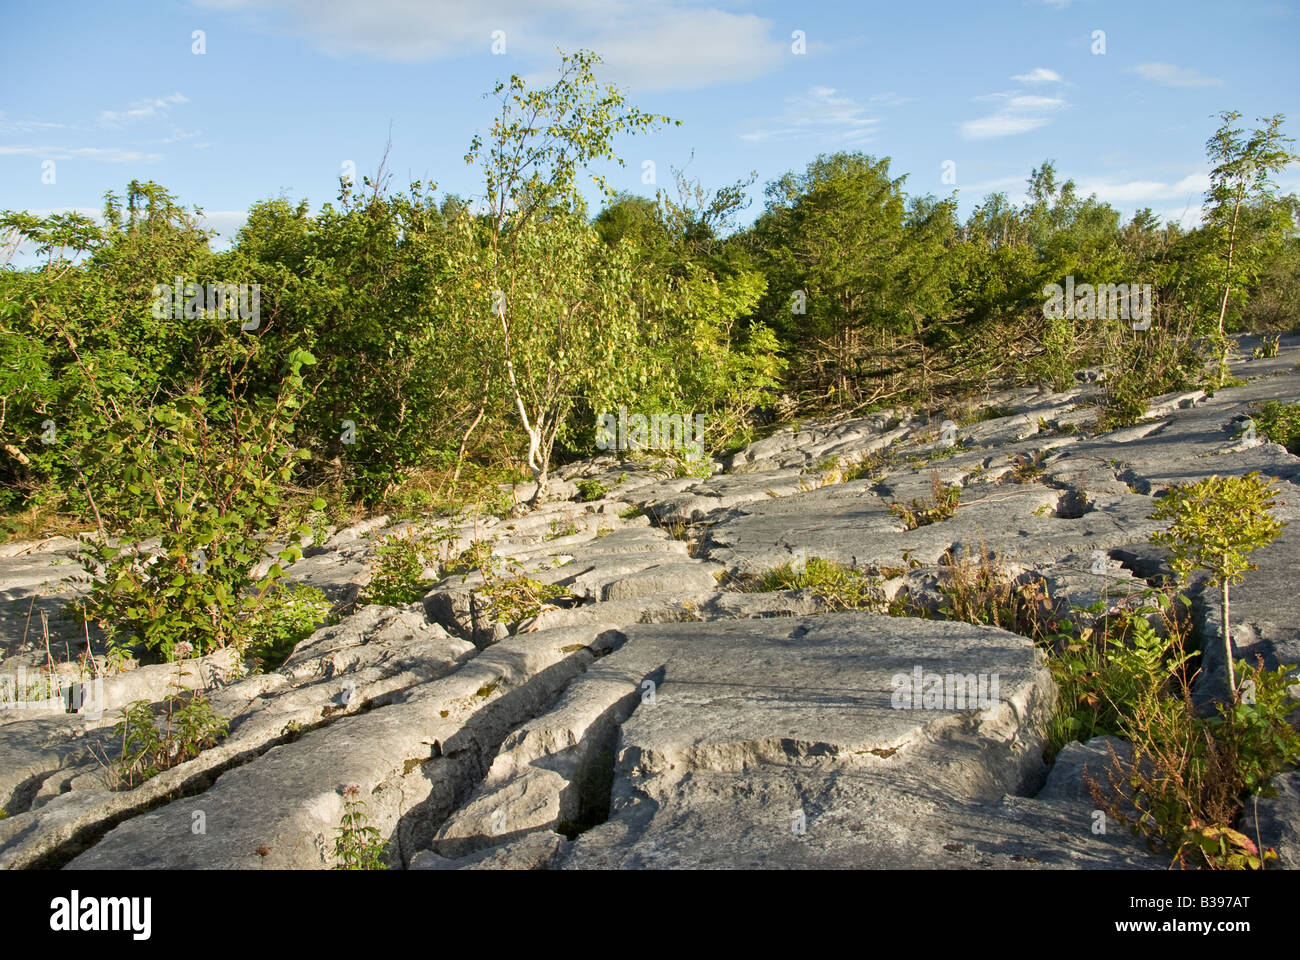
[3, 0, 1298, 264]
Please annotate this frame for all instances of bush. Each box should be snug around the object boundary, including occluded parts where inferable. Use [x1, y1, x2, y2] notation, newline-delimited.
[70, 346, 321, 662]
[1250, 400, 1300, 454]
[1149, 471, 1286, 698]
[931, 547, 1056, 639]
[1046, 590, 1195, 753]
[575, 478, 608, 502]
[361, 526, 448, 606]
[242, 581, 332, 671]
[479, 563, 572, 625]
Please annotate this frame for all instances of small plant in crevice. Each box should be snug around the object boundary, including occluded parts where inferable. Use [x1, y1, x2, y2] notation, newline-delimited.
[890, 471, 961, 530]
[843, 450, 891, 483]
[333, 783, 389, 870]
[1006, 450, 1048, 483]
[361, 526, 445, 606]
[306, 508, 333, 549]
[664, 520, 693, 543]
[545, 517, 580, 540]
[444, 537, 495, 577]
[241, 581, 332, 672]
[959, 404, 1018, 425]
[1045, 588, 1196, 754]
[1249, 399, 1300, 454]
[1055, 472, 1093, 519]
[575, 478, 608, 502]
[453, 539, 572, 626]
[750, 556, 886, 612]
[669, 454, 714, 480]
[109, 648, 229, 789]
[810, 455, 846, 486]
[1251, 335, 1281, 360]
[929, 546, 1057, 641]
[480, 566, 572, 625]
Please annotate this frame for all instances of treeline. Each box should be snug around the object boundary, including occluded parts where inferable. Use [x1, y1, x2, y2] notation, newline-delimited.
[2, 52, 1298, 531]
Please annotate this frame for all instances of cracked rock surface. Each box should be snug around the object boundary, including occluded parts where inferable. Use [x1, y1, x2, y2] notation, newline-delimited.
[3, 335, 1299, 869]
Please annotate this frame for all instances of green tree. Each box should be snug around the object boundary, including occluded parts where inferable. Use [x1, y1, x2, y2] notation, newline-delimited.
[461, 49, 674, 501]
[1149, 472, 1286, 699]
[1203, 112, 1297, 387]
[748, 152, 955, 407]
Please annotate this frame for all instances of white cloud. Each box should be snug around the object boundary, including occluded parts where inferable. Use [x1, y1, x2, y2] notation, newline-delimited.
[198, 209, 250, 248]
[963, 175, 1028, 196]
[962, 93, 1065, 140]
[0, 112, 66, 135]
[1006, 94, 1065, 110]
[962, 68, 1069, 140]
[573, 9, 785, 91]
[0, 144, 161, 162]
[197, 0, 785, 91]
[741, 86, 880, 145]
[1074, 172, 1210, 206]
[868, 92, 916, 108]
[962, 115, 1051, 139]
[1011, 67, 1063, 84]
[960, 169, 1211, 225]
[1130, 62, 1223, 87]
[99, 93, 190, 126]
[145, 128, 205, 146]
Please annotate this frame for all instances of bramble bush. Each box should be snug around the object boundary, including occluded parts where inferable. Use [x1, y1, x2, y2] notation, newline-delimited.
[69, 343, 323, 662]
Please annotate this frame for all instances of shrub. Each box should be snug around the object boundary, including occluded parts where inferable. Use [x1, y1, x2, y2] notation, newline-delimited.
[1090, 658, 1300, 869]
[575, 478, 608, 502]
[70, 346, 321, 662]
[242, 581, 332, 671]
[479, 563, 572, 625]
[450, 539, 572, 626]
[1250, 400, 1300, 454]
[1046, 590, 1195, 753]
[1097, 328, 1202, 431]
[931, 547, 1056, 640]
[1149, 472, 1286, 698]
[361, 526, 444, 606]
